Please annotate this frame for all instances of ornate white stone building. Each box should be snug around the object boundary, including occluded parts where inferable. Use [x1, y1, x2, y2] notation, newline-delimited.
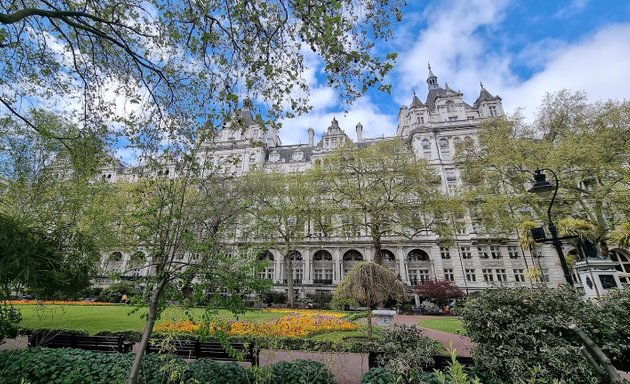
[99, 67, 630, 298]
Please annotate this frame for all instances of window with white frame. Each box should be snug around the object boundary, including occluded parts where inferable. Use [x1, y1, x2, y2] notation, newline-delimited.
[490, 246, 502, 259]
[508, 246, 519, 259]
[465, 269, 476, 282]
[478, 246, 489, 259]
[513, 269, 525, 282]
[482, 268, 494, 282]
[440, 247, 451, 259]
[439, 138, 449, 152]
[495, 268, 507, 282]
[444, 268, 454, 281]
[460, 246, 472, 259]
[489, 105, 497, 117]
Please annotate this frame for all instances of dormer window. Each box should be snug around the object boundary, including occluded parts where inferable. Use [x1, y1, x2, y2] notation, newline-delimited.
[292, 151, 304, 161]
[446, 101, 455, 113]
[489, 105, 497, 117]
[417, 115, 424, 124]
[270, 153, 280, 162]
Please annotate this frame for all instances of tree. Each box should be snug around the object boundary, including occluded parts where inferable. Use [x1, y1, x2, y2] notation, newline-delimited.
[112, 146, 268, 383]
[1, 0, 404, 145]
[242, 170, 322, 308]
[317, 139, 456, 265]
[333, 262, 406, 338]
[457, 90, 630, 260]
[413, 280, 463, 308]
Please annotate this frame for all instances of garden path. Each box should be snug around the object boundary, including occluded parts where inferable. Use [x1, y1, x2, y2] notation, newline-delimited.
[395, 315, 473, 357]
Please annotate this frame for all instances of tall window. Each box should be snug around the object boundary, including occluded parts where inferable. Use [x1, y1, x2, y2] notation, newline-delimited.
[513, 269, 525, 283]
[490, 246, 502, 259]
[482, 269, 493, 282]
[495, 269, 507, 282]
[460, 246, 472, 259]
[478, 246, 489, 259]
[489, 105, 497, 116]
[508, 246, 519, 259]
[443, 269, 454, 281]
[465, 269, 476, 282]
[440, 247, 451, 259]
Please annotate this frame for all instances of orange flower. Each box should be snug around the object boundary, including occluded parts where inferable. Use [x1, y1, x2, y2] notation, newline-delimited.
[155, 312, 359, 338]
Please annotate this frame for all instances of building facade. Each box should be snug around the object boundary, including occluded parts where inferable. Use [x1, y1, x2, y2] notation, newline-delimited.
[98, 67, 630, 297]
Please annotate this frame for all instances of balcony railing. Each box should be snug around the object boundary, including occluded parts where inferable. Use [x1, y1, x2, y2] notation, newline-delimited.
[281, 279, 303, 285]
[313, 279, 333, 285]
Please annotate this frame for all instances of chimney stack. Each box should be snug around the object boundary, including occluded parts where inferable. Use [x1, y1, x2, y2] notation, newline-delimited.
[356, 122, 363, 143]
[308, 127, 314, 147]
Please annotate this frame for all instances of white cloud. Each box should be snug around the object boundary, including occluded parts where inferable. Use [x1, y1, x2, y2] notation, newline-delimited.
[500, 24, 630, 119]
[554, 0, 589, 18]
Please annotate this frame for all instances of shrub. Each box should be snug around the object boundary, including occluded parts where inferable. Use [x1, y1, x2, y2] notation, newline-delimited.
[0, 305, 21, 343]
[361, 367, 401, 384]
[597, 288, 630, 370]
[375, 325, 439, 383]
[260, 291, 287, 305]
[268, 359, 335, 384]
[189, 359, 252, 384]
[459, 286, 605, 383]
[0, 348, 186, 384]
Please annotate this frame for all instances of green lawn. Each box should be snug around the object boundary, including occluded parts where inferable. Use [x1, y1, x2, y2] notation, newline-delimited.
[16, 305, 284, 334]
[418, 317, 466, 335]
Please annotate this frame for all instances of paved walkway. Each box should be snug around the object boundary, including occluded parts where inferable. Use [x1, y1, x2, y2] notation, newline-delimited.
[395, 315, 472, 357]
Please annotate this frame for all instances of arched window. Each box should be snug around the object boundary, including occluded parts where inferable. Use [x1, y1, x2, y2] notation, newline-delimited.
[446, 101, 455, 113]
[439, 138, 449, 150]
[249, 153, 257, 163]
[313, 250, 333, 261]
[382, 250, 396, 262]
[343, 250, 363, 261]
[421, 139, 431, 150]
[407, 249, 430, 261]
[289, 250, 302, 261]
[258, 251, 274, 261]
[453, 137, 462, 147]
[109, 252, 123, 262]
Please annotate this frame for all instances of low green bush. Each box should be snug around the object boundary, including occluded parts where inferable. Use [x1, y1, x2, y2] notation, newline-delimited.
[0, 348, 184, 384]
[360, 367, 400, 384]
[0, 305, 22, 343]
[188, 359, 253, 384]
[19, 327, 89, 336]
[460, 286, 603, 383]
[268, 359, 335, 384]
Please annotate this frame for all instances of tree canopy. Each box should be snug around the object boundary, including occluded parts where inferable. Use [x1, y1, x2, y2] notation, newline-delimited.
[1, 0, 404, 146]
[316, 139, 461, 264]
[457, 90, 630, 256]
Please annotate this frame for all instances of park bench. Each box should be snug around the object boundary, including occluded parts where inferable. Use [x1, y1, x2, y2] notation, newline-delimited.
[146, 338, 259, 366]
[28, 332, 134, 353]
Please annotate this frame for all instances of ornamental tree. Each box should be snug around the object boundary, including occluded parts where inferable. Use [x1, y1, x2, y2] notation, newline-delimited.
[333, 262, 406, 338]
[413, 279, 463, 307]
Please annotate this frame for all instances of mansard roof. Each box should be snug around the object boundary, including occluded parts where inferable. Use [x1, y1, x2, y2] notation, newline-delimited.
[473, 83, 502, 108]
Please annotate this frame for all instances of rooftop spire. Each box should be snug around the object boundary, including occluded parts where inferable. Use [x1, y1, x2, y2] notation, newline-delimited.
[426, 62, 439, 89]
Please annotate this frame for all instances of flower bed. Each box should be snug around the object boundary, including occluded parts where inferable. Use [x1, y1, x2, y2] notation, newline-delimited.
[156, 309, 359, 338]
[5, 300, 114, 306]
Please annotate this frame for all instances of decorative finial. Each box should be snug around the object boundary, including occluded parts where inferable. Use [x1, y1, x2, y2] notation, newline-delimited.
[428, 62, 431, 71]
[480, 81, 484, 88]
[413, 88, 416, 96]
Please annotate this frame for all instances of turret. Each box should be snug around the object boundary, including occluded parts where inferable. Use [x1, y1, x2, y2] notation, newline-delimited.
[356, 122, 363, 143]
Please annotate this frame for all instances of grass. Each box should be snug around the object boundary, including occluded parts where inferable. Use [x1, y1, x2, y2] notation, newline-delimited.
[16, 305, 284, 335]
[418, 316, 466, 335]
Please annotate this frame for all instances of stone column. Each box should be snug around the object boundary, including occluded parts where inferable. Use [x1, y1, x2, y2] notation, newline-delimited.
[303, 248, 312, 284]
[333, 249, 342, 283]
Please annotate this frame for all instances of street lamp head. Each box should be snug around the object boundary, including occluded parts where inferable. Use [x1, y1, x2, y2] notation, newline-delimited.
[528, 169, 555, 198]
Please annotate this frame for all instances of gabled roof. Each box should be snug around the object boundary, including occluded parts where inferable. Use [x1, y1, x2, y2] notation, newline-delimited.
[473, 82, 501, 108]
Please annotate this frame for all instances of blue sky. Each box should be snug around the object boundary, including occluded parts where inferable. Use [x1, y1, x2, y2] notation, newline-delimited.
[278, 0, 630, 146]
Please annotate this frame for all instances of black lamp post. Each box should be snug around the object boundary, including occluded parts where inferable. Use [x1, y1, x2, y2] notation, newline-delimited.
[527, 169, 574, 285]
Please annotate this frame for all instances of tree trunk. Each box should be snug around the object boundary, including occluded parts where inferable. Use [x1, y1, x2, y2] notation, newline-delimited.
[127, 277, 167, 384]
[285, 246, 294, 308]
[367, 311, 373, 339]
[371, 224, 383, 264]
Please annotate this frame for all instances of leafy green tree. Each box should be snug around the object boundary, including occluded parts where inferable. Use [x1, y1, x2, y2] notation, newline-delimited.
[1, 0, 404, 143]
[457, 90, 630, 259]
[317, 139, 457, 264]
[242, 170, 322, 307]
